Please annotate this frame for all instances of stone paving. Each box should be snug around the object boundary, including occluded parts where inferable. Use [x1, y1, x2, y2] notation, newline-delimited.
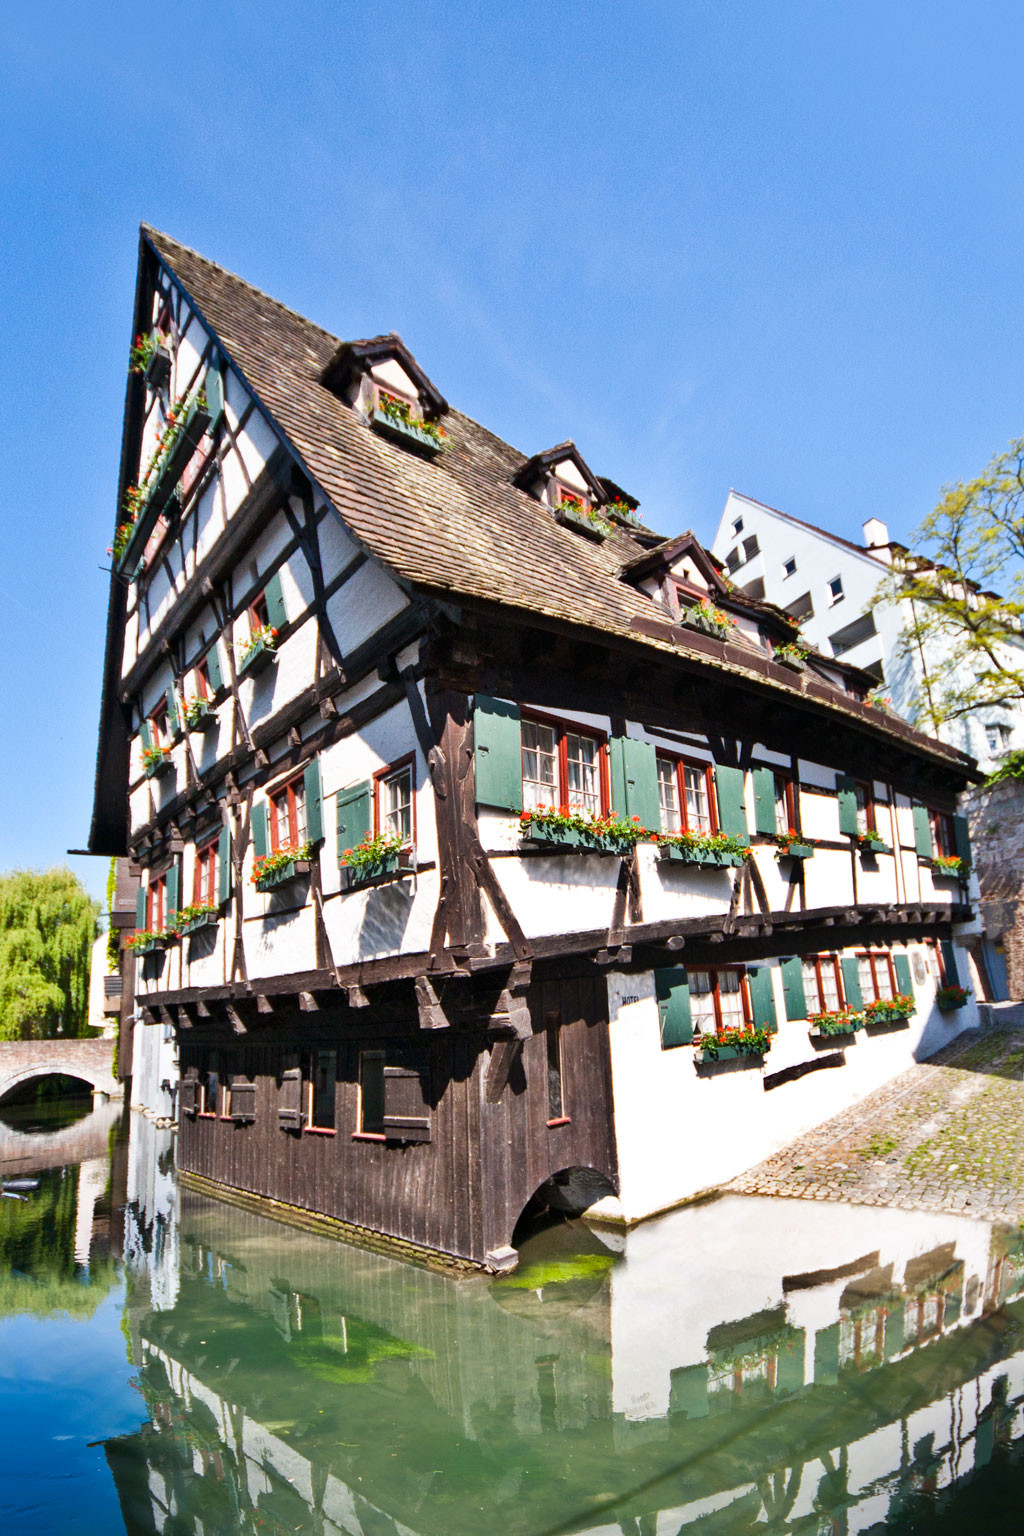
[729, 1027, 1024, 1224]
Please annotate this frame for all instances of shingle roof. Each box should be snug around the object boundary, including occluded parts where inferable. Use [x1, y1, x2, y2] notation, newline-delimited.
[134, 227, 976, 779]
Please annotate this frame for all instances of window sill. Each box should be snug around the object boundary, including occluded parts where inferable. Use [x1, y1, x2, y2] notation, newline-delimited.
[197, 1112, 216, 1119]
[546, 1116, 572, 1128]
[304, 1126, 337, 1136]
[351, 1131, 387, 1142]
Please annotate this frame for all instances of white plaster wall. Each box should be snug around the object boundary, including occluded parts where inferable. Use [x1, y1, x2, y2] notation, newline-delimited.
[87, 932, 115, 1035]
[606, 954, 979, 1224]
[130, 1014, 178, 1120]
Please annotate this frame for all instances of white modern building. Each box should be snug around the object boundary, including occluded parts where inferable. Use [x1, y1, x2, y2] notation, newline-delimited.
[712, 489, 1024, 776]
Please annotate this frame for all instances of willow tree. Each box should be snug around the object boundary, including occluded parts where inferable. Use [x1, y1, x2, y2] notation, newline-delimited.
[879, 435, 1024, 732]
[0, 869, 100, 1040]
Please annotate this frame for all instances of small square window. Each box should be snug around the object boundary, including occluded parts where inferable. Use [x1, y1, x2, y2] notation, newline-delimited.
[986, 723, 1012, 754]
[783, 557, 797, 578]
[731, 517, 744, 536]
[828, 576, 844, 603]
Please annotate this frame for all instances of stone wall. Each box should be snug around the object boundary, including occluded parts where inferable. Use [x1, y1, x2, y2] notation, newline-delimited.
[965, 777, 1024, 997]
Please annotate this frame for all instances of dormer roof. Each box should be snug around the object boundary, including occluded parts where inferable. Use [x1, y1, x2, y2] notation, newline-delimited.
[512, 441, 606, 503]
[622, 531, 727, 591]
[321, 332, 448, 419]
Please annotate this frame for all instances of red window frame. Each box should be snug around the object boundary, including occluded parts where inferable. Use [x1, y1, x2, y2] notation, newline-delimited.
[306, 1049, 337, 1135]
[193, 837, 219, 907]
[856, 951, 897, 1002]
[268, 773, 306, 851]
[544, 1009, 570, 1127]
[146, 873, 167, 931]
[520, 710, 610, 817]
[929, 810, 956, 858]
[656, 751, 718, 836]
[801, 954, 844, 1012]
[553, 479, 592, 513]
[772, 771, 800, 836]
[688, 966, 754, 1037]
[373, 754, 416, 847]
[194, 657, 211, 701]
[854, 780, 877, 834]
[148, 698, 169, 747]
[248, 590, 270, 636]
[373, 379, 419, 412]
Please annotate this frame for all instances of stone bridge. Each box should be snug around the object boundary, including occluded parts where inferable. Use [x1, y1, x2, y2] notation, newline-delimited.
[0, 1037, 122, 1106]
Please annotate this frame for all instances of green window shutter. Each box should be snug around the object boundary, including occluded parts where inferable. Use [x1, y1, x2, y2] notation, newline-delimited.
[474, 696, 523, 812]
[337, 780, 372, 859]
[714, 765, 749, 844]
[136, 886, 147, 929]
[893, 951, 913, 998]
[840, 956, 863, 1009]
[251, 802, 269, 860]
[205, 363, 225, 427]
[166, 863, 180, 923]
[139, 717, 153, 751]
[748, 965, 778, 1031]
[217, 825, 232, 905]
[303, 757, 324, 844]
[610, 736, 660, 828]
[780, 957, 808, 1020]
[206, 641, 224, 693]
[953, 814, 972, 865]
[836, 774, 859, 836]
[264, 570, 287, 629]
[940, 939, 960, 986]
[166, 687, 180, 740]
[655, 966, 693, 1047]
[752, 766, 777, 836]
[913, 804, 933, 858]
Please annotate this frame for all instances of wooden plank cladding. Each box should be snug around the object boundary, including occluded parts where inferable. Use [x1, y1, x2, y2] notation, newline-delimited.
[177, 972, 616, 1266]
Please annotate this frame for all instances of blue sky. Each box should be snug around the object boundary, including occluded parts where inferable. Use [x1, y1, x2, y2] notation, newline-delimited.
[4, 1, 1024, 901]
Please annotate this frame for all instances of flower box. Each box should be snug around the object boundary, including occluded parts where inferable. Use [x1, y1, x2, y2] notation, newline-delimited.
[863, 998, 915, 1027]
[254, 858, 310, 893]
[344, 849, 419, 889]
[143, 749, 173, 780]
[174, 909, 220, 936]
[554, 502, 612, 543]
[931, 857, 967, 879]
[144, 341, 171, 390]
[936, 986, 969, 1012]
[141, 395, 212, 522]
[856, 838, 891, 856]
[521, 823, 626, 854]
[694, 1044, 767, 1065]
[658, 844, 743, 868]
[238, 634, 277, 677]
[184, 699, 217, 732]
[809, 1019, 864, 1039]
[776, 842, 814, 860]
[371, 405, 444, 455]
[683, 609, 732, 641]
[694, 1027, 772, 1064]
[127, 932, 175, 955]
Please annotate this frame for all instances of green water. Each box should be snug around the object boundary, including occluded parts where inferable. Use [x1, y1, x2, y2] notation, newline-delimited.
[3, 1114, 1024, 1533]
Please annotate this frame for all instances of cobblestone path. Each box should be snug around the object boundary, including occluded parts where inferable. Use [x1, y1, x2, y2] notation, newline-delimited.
[730, 1028, 1024, 1223]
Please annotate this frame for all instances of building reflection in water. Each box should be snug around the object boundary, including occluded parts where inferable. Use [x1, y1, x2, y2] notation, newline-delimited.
[100, 1114, 1024, 1535]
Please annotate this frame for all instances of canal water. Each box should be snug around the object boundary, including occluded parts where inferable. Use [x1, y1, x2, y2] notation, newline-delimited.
[3, 1113, 1024, 1533]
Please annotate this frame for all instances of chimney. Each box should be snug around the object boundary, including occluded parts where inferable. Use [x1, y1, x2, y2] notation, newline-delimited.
[862, 517, 889, 548]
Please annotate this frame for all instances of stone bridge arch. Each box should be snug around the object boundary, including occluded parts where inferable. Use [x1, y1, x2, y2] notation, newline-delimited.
[0, 1038, 122, 1106]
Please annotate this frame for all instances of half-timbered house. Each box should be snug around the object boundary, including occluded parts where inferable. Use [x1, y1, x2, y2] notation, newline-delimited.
[88, 227, 983, 1269]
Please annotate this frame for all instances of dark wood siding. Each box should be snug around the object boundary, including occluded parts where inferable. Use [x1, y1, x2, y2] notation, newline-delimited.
[177, 969, 618, 1265]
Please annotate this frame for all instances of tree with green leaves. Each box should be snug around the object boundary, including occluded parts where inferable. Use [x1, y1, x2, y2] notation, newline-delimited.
[879, 435, 1024, 732]
[0, 869, 100, 1040]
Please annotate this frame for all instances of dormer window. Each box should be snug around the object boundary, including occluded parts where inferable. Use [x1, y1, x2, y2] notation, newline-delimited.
[321, 333, 448, 457]
[514, 443, 612, 543]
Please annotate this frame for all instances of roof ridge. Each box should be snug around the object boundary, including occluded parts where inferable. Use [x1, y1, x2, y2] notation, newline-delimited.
[142, 224, 342, 346]
[729, 488, 884, 566]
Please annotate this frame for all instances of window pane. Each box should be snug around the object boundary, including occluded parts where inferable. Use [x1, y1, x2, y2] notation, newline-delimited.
[858, 956, 876, 1000]
[689, 971, 716, 1034]
[718, 972, 745, 1031]
[773, 775, 790, 835]
[855, 782, 869, 834]
[383, 767, 413, 842]
[876, 957, 894, 999]
[820, 961, 840, 1012]
[360, 1052, 385, 1133]
[802, 960, 822, 1011]
[310, 1050, 336, 1130]
[293, 781, 307, 843]
[683, 765, 712, 834]
[657, 757, 681, 832]
[566, 732, 600, 814]
[522, 721, 558, 811]
[546, 1026, 563, 1119]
